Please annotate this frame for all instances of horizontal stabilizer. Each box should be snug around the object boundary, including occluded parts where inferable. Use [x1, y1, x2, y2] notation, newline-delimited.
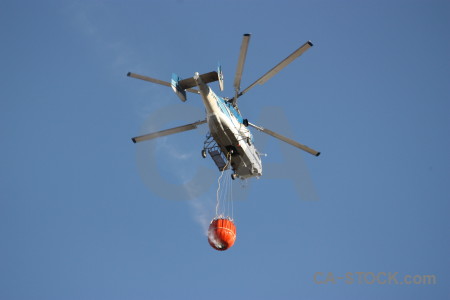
[179, 71, 219, 90]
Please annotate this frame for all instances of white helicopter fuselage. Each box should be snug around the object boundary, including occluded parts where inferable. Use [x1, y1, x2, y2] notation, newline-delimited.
[194, 73, 262, 179]
[129, 35, 319, 180]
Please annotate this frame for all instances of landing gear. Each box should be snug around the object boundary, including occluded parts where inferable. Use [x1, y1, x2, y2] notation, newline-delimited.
[231, 173, 237, 180]
[243, 119, 249, 127]
[247, 137, 252, 146]
[201, 149, 207, 158]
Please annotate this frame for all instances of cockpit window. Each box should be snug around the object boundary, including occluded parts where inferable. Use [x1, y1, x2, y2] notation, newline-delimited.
[226, 101, 243, 123]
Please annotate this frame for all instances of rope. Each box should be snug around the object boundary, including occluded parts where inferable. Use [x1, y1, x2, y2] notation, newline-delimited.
[230, 169, 234, 220]
[215, 152, 232, 218]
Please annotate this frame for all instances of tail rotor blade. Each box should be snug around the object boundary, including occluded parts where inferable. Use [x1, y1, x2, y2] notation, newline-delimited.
[248, 122, 320, 156]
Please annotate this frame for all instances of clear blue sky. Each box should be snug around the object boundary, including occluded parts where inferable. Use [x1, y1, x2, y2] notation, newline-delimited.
[1, 1, 449, 299]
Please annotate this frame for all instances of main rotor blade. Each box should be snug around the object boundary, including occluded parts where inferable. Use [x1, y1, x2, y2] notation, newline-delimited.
[132, 120, 207, 143]
[127, 72, 200, 94]
[248, 122, 320, 156]
[239, 41, 313, 97]
[233, 34, 251, 100]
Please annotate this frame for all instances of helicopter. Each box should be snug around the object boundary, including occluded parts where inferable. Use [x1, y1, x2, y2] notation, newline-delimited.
[128, 34, 320, 180]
